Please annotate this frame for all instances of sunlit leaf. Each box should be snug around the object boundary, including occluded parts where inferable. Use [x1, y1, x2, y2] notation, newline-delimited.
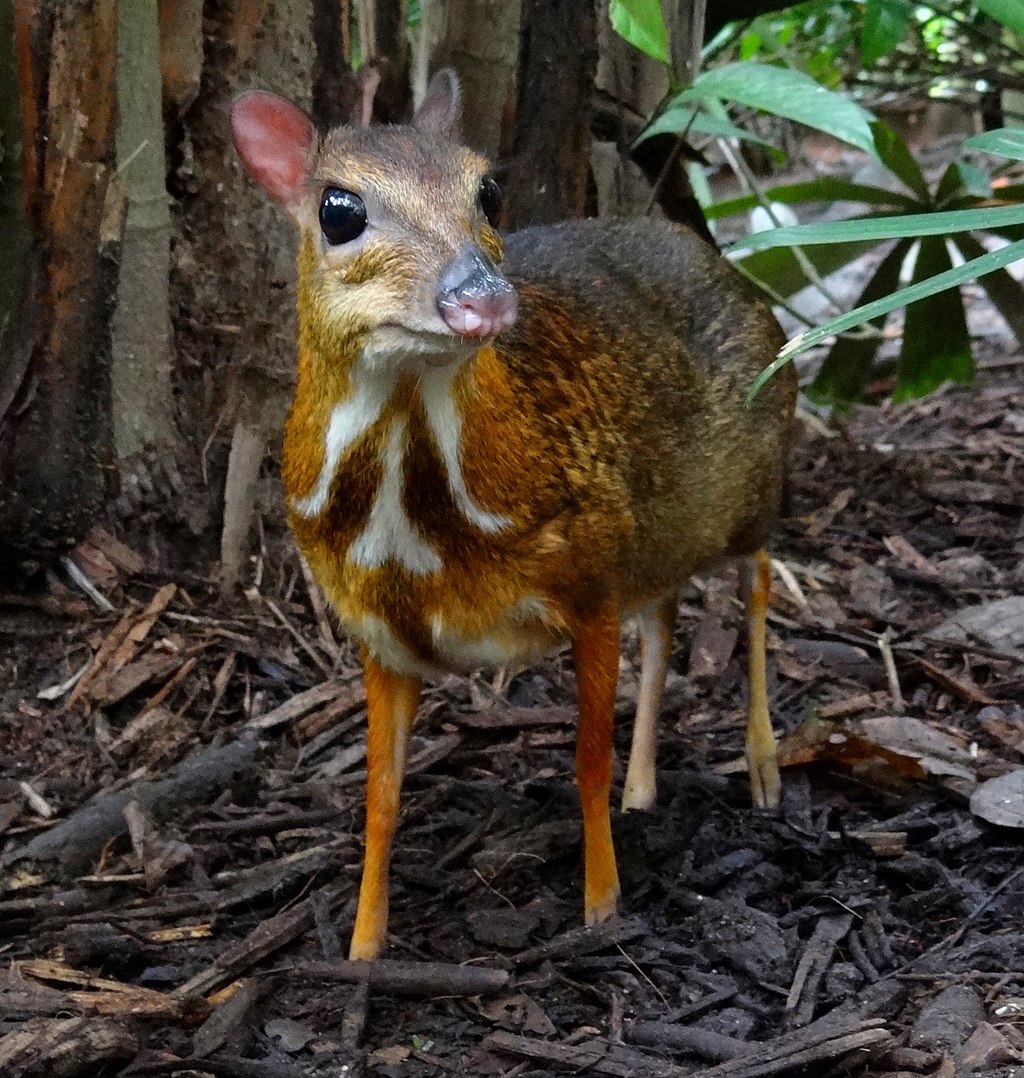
[672, 62, 878, 156]
[609, 0, 670, 63]
[733, 203, 1024, 251]
[974, 0, 1024, 37]
[964, 127, 1024, 161]
[748, 237, 1024, 398]
[872, 121, 929, 201]
[861, 0, 912, 67]
[896, 237, 972, 400]
[808, 240, 911, 404]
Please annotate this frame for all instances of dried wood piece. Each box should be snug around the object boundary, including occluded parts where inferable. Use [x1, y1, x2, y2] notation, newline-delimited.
[454, 705, 576, 729]
[292, 958, 509, 998]
[0, 1016, 137, 1077]
[18, 959, 184, 1018]
[630, 1021, 750, 1062]
[485, 1029, 687, 1076]
[5, 731, 260, 874]
[687, 1023, 891, 1077]
[245, 680, 362, 732]
[192, 977, 259, 1058]
[174, 882, 347, 1001]
[786, 913, 854, 1026]
[513, 916, 648, 966]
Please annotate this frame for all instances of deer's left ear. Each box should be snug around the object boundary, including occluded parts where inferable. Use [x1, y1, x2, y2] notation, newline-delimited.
[413, 69, 462, 140]
[231, 90, 315, 212]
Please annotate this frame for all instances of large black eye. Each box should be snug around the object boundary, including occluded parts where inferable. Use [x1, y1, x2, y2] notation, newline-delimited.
[319, 188, 367, 245]
[479, 177, 502, 227]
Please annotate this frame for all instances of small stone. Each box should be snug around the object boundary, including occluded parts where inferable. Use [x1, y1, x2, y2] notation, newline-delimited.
[825, 960, 864, 1000]
[467, 907, 541, 949]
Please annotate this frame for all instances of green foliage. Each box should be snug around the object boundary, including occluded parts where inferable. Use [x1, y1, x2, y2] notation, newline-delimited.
[609, 0, 670, 64]
[861, 0, 913, 67]
[729, 121, 1024, 402]
[670, 62, 877, 156]
[610, 0, 1024, 404]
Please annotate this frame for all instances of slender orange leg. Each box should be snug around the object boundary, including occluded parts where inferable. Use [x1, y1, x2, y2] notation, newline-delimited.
[349, 653, 421, 961]
[572, 603, 622, 926]
[622, 593, 677, 812]
[741, 550, 781, 809]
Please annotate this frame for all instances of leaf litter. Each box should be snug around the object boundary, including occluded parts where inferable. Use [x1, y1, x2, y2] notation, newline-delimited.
[0, 362, 1023, 1075]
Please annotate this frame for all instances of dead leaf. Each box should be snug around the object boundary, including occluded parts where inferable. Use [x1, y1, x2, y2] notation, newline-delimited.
[369, 1044, 412, 1066]
[688, 617, 738, 679]
[970, 770, 1024, 828]
[930, 596, 1024, 654]
[860, 716, 975, 783]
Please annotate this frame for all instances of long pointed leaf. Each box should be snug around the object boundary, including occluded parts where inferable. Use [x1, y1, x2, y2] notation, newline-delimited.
[808, 240, 912, 404]
[952, 233, 1024, 346]
[964, 127, 1024, 161]
[748, 237, 1024, 399]
[872, 120, 929, 201]
[706, 179, 916, 220]
[861, 0, 912, 67]
[737, 239, 880, 298]
[673, 62, 878, 157]
[733, 203, 1024, 251]
[896, 237, 972, 400]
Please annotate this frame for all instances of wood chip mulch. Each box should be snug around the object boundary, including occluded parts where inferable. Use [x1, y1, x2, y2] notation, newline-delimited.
[2, 358, 1024, 1077]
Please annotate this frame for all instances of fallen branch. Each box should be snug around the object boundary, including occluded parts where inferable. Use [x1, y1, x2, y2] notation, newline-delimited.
[4, 732, 260, 875]
[291, 957, 509, 998]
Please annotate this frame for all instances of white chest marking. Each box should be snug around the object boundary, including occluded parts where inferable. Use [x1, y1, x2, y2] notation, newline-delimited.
[291, 377, 392, 519]
[348, 418, 442, 575]
[420, 371, 511, 534]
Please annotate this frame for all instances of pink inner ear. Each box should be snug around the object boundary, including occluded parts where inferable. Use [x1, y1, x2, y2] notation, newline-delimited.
[231, 91, 314, 208]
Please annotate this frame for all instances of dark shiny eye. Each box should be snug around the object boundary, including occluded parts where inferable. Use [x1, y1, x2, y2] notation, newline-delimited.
[319, 188, 367, 245]
[479, 177, 502, 227]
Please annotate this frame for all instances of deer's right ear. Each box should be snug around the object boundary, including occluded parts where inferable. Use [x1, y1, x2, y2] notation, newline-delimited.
[231, 91, 314, 210]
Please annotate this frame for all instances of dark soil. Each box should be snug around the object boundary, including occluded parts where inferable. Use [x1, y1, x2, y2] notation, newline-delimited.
[2, 346, 1024, 1076]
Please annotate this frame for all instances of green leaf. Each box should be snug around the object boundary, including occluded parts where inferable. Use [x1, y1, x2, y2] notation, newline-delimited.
[673, 61, 878, 156]
[871, 121, 929, 202]
[706, 178, 915, 220]
[895, 237, 973, 400]
[808, 240, 912, 404]
[861, 0, 911, 67]
[638, 107, 778, 148]
[974, 0, 1024, 37]
[749, 237, 1024, 398]
[964, 127, 1024, 161]
[738, 239, 881, 298]
[609, 0, 670, 63]
[732, 203, 1024, 251]
[952, 232, 1024, 345]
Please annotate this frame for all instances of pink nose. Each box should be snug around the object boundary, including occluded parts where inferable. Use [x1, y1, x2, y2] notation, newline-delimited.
[437, 248, 517, 340]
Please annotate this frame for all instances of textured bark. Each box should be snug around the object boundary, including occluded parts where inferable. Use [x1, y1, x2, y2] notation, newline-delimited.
[311, 0, 360, 128]
[364, 0, 411, 124]
[501, 0, 598, 229]
[418, 0, 522, 158]
[112, 0, 176, 461]
[0, 0, 119, 555]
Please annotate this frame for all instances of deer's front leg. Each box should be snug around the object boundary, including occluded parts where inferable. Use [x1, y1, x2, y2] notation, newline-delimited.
[349, 653, 421, 960]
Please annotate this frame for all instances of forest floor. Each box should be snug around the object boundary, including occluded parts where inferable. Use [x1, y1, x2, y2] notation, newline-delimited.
[2, 328, 1024, 1075]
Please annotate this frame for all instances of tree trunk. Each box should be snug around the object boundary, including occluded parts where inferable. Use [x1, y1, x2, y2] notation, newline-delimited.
[501, 0, 598, 229]
[417, 0, 522, 158]
[0, 0, 119, 557]
[112, 0, 176, 463]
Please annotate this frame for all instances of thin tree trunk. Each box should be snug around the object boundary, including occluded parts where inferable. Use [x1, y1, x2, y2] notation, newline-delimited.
[417, 0, 521, 158]
[502, 0, 598, 228]
[0, 0, 119, 555]
[112, 0, 176, 462]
